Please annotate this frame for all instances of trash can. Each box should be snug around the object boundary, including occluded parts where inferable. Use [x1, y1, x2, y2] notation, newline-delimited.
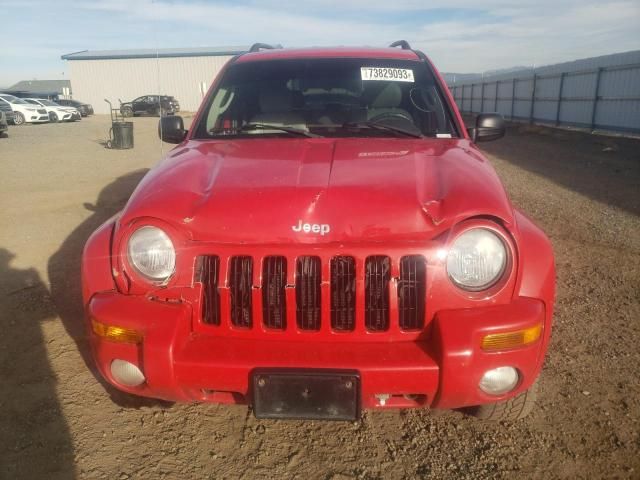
[109, 121, 134, 149]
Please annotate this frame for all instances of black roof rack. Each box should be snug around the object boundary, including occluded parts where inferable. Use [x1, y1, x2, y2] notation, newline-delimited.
[389, 40, 412, 50]
[249, 43, 282, 53]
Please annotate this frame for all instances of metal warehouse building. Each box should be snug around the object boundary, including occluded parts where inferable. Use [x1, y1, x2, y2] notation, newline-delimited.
[61, 46, 248, 114]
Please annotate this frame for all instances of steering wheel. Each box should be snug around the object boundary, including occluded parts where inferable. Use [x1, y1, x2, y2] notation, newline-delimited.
[368, 111, 414, 124]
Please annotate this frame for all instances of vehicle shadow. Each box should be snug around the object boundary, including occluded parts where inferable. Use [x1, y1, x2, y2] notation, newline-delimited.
[476, 121, 640, 217]
[0, 248, 74, 479]
[47, 169, 171, 408]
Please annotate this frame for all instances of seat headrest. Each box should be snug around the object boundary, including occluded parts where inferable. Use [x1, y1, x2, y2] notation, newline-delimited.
[371, 83, 403, 108]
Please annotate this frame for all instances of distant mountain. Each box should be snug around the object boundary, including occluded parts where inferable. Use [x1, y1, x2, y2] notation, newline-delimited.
[443, 66, 533, 85]
[484, 66, 532, 76]
[442, 72, 481, 83]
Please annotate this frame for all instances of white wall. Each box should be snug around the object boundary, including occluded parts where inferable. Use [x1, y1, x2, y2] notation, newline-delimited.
[68, 55, 235, 114]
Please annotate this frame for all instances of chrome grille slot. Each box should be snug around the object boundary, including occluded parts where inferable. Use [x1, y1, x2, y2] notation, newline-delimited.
[262, 256, 287, 330]
[196, 255, 221, 325]
[296, 256, 321, 330]
[229, 256, 253, 328]
[365, 256, 391, 332]
[398, 255, 427, 330]
[330, 256, 356, 331]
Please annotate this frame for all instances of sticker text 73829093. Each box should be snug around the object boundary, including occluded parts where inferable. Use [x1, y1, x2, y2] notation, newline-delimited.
[361, 67, 414, 82]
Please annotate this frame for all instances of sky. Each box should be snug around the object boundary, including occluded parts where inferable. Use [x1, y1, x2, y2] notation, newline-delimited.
[1, 0, 639, 87]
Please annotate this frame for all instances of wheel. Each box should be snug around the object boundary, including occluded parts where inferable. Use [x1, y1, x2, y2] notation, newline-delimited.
[49, 112, 59, 123]
[465, 381, 538, 421]
[121, 106, 133, 118]
[13, 111, 25, 125]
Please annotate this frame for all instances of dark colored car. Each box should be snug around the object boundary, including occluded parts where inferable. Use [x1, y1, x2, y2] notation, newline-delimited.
[56, 99, 94, 117]
[0, 110, 8, 137]
[119, 95, 180, 117]
[0, 101, 15, 127]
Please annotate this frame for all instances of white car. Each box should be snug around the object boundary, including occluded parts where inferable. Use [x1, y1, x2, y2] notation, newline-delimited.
[0, 94, 49, 125]
[24, 98, 80, 122]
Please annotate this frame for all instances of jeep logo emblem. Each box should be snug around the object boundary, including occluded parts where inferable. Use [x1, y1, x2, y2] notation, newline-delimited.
[292, 220, 331, 236]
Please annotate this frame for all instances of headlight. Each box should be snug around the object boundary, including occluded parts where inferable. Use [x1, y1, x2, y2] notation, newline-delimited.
[446, 228, 507, 291]
[127, 226, 176, 281]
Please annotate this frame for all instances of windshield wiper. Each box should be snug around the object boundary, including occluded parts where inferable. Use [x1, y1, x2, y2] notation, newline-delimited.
[342, 121, 424, 139]
[209, 123, 320, 138]
[241, 123, 321, 138]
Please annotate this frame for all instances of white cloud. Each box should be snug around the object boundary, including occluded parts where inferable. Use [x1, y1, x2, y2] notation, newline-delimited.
[78, 0, 640, 72]
[0, 0, 639, 85]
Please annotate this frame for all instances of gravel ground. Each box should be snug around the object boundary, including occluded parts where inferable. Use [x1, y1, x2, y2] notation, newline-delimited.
[0, 116, 638, 479]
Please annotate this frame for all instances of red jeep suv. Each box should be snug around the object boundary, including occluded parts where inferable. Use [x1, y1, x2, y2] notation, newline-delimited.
[82, 42, 555, 421]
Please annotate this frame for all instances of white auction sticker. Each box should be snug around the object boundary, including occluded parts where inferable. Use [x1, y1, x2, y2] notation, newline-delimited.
[361, 67, 414, 82]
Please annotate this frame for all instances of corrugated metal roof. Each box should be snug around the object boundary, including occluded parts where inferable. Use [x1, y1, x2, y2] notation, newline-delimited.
[6, 79, 71, 93]
[61, 46, 249, 61]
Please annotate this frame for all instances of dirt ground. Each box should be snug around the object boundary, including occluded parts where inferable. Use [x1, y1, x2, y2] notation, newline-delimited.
[0, 115, 639, 480]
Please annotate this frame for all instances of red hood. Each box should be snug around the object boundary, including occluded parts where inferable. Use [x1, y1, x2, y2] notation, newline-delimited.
[119, 138, 514, 244]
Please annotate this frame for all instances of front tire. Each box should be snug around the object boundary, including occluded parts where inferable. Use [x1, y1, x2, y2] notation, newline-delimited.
[121, 106, 133, 118]
[13, 112, 25, 125]
[49, 112, 59, 123]
[465, 381, 538, 421]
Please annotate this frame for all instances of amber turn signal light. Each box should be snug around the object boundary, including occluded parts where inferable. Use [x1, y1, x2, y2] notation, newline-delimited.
[481, 324, 542, 351]
[91, 319, 143, 344]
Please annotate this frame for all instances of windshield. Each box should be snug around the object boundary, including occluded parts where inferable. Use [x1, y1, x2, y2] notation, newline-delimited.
[193, 58, 458, 139]
[39, 99, 57, 106]
[1, 95, 29, 105]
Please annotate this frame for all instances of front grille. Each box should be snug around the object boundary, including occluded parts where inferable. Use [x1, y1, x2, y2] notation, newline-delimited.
[330, 256, 356, 331]
[198, 253, 428, 334]
[196, 256, 221, 325]
[364, 256, 391, 331]
[296, 256, 321, 330]
[398, 256, 427, 330]
[262, 256, 287, 329]
[229, 256, 253, 328]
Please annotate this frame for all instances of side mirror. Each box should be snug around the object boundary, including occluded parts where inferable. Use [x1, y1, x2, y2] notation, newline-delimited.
[468, 113, 505, 142]
[159, 115, 187, 144]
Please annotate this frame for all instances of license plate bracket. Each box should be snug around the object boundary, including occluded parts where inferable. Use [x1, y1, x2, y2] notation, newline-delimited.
[252, 369, 360, 421]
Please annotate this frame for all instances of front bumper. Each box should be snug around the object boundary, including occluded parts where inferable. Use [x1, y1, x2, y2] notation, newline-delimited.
[29, 115, 49, 123]
[87, 292, 547, 410]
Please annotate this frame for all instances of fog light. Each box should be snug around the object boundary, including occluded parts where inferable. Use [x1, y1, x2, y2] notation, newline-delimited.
[110, 359, 146, 387]
[479, 366, 519, 395]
